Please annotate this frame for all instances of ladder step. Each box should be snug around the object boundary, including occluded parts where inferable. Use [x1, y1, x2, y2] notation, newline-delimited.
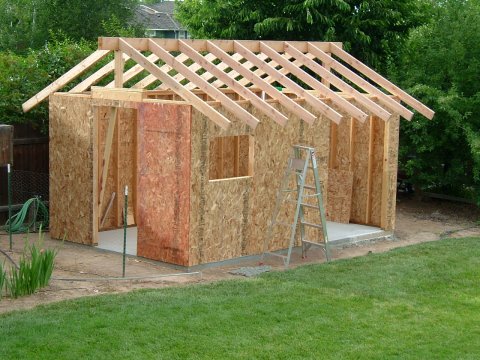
[286, 200, 319, 209]
[265, 252, 287, 259]
[303, 185, 317, 190]
[301, 221, 323, 229]
[302, 239, 326, 247]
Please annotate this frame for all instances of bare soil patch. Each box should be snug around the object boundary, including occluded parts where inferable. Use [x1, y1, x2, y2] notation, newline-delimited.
[1, 194, 479, 314]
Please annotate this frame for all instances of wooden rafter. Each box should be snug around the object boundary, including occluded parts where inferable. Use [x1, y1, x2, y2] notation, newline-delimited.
[118, 38, 231, 129]
[307, 43, 414, 120]
[330, 44, 434, 120]
[206, 41, 317, 124]
[22, 49, 111, 112]
[179, 40, 288, 126]
[260, 42, 369, 123]
[284, 43, 391, 121]
[23, 37, 434, 129]
[149, 39, 260, 128]
[234, 41, 343, 124]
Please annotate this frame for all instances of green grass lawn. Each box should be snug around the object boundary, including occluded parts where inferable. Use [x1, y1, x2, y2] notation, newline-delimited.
[1, 238, 480, 359]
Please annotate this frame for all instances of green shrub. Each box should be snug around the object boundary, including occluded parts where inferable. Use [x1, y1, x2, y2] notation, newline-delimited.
[6, 234, 57, 299]
[0, 262, 5, 300]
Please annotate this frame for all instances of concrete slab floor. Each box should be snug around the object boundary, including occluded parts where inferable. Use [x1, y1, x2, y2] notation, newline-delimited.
[94, 222, 388, 267]
[97, 227, 137, 256]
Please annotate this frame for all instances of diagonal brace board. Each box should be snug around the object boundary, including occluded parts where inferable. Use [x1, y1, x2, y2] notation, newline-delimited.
[148, 39, 259, 129]
[118, 38, 231, 129]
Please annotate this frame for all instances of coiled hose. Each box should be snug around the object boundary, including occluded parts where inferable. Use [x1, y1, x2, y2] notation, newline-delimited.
[2, 197, 49, 233]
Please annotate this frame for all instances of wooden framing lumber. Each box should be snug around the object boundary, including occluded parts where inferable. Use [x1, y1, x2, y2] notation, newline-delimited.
[260, 42, 368, 122]
[22, 49, 110, 112]
[179, 40, 288, 126]
[330, 44, 435, 120]
[284, 43, 391, 121]
[118, 38, 231, 129]
[69, 53, 129, 93]
[149, 39, 260, 129]
[131, 54, 187, 89]
[114, 51, 124, 88]
[106, 53, 159, 88]
[307, 43, 413, 120]
[206, 41, 317, 124]
[98, 107, 117, 213]
[235, 41, 343, 124]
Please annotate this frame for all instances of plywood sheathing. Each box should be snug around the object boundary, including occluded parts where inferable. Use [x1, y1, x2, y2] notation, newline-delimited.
[49, 94, 95, 244]
[136, 102, 192, 266]
[326, 169, 353, 223]
[189, 101, 330, 266]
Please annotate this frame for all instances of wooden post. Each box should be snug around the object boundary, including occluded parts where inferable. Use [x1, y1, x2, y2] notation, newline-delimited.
[114, 50, 124, 88]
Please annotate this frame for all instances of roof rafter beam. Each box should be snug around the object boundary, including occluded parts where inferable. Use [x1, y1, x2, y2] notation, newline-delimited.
[131, 53, 189, 89]
[22, 49, 111, 112]
[179, 40, 288, 126]
[330, 43, 434, 120]
[206, 41, 316, 124]
[118, 38, 231, 129]
[260, 42, 369, 123]
[148, 39, 259, 128]
[234, 41, 343, 124]
[307, 43, 414, 120]
[284, 42, 392, 121]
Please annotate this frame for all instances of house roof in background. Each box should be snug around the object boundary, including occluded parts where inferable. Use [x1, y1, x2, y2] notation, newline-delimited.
[134, 1, 185, 31]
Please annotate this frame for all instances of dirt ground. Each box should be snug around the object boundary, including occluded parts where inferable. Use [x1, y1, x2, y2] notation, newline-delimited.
[1, 194, 479, 314]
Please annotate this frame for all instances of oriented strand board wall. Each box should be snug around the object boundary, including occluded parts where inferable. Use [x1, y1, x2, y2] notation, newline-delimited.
[136, 102, 192, 266]
[49, 94, 95, 244]
[189, 102, 330, 266]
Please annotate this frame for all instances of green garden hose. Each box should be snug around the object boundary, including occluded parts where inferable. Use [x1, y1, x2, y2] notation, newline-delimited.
[2, 197, 49, 233]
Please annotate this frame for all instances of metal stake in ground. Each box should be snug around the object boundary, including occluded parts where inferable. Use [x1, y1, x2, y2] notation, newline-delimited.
[122, 185, 128, 278]
[7, 163, 12, 251]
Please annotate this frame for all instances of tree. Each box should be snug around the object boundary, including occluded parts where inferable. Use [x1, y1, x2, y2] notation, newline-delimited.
[394, 0, 480, 200]
[176, 0, 424, 70]
[0, 0, 141, 53]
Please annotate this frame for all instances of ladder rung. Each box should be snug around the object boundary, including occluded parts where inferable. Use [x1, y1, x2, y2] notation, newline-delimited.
[303, 185, 317, 190]
[301, 221, 323, 229]
[302, 239, 326, 247]
[286, 200, 319, 210]
[265, 252, 287, 259]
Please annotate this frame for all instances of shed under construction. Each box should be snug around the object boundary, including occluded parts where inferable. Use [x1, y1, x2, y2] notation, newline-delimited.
[23, 37, 434, 266]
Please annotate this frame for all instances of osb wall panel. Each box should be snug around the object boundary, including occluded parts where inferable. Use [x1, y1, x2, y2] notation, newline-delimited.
[136, 102, 192, 266]
[327, 169, 353, 223]
[189, 108, 254, 265]
[382, 115, 400, 230]
[369, 117, 386, 226]
[49, 94, 95, 244]
[189, 102, 330, 266]
[350, 117, 370, 224]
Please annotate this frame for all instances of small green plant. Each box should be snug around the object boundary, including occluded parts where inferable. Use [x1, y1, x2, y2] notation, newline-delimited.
[6, 229, 57, 299]
[0, 262, 6, 300]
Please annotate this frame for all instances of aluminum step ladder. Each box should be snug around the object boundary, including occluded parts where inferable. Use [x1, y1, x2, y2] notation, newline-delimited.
[261, 145, 330, 267]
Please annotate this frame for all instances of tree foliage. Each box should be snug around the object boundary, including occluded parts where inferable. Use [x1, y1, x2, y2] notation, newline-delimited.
[0, 0, 141, 53]
[176, 0, 424, 70]
[394, 0, 480, 200]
